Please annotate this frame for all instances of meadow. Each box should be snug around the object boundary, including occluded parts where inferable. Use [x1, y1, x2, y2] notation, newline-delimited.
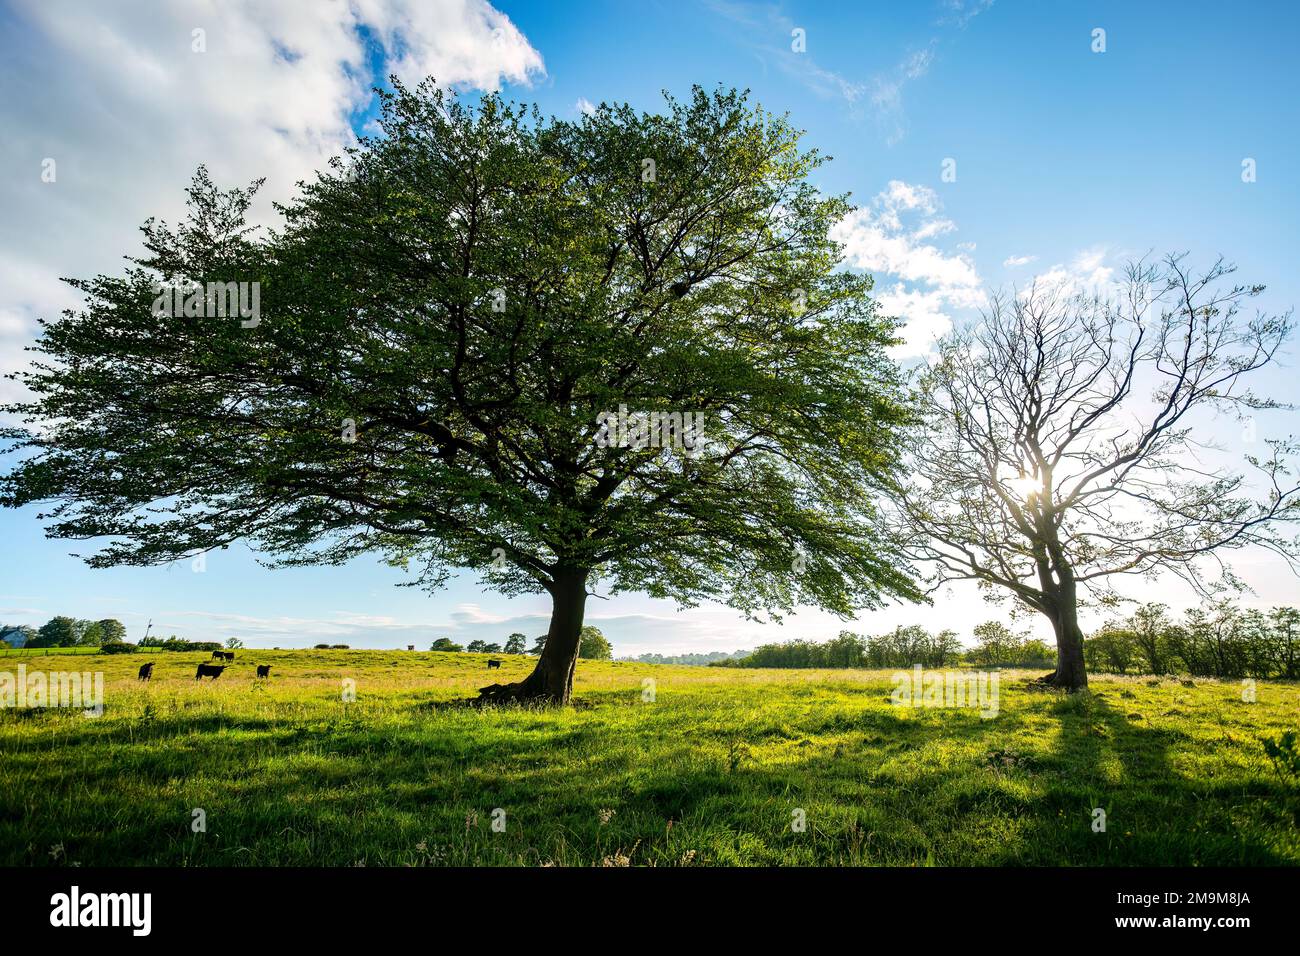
[1, 649, 1297, 866]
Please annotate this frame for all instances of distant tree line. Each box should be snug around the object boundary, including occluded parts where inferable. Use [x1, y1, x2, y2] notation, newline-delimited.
[709, 623, 1055, 670]
[1085, 602, 1299, 679]
[430, 627, 612, 660]
[1, 617, 128, 649]
[139, 635, 222, 652]
[0, 618, 240, 654]
[623, 650, 752, 666]
[699, 603, 1300, 678]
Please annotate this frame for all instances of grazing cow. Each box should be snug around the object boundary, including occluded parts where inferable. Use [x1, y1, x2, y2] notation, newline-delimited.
[256, 665, 271, 679]
[487, 659, 502, 669]
[195, 663, 226, 680]
[221, 651, 236, 662]
[137, 662, 155, 681]
[212, 650, 225, 660]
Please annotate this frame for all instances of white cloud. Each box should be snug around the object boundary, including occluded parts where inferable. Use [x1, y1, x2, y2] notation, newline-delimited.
[1003, 254, 1036, 267]
[873, 286, 956, 359]
[0, 0, 544, 417]
[576, 96, 597, 115]
[703, 1, 865, 106]
[1029, 246, 1116, 296]
[869, 43, 938, 145]
[831, 180, 986, 357]
[352, 0, 543, 92]
[939, 0, 996, 29]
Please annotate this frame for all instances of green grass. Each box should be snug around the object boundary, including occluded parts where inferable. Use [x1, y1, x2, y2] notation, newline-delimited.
[0, 645, 109, 656]
[1, 649, 1297, 866]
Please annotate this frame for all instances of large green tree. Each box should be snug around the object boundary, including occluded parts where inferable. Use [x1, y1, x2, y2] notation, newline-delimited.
[577, 625, 612, 660]
[95, 618, 129, 645]
[1, 82, 919, 704]
[31, 616, 81, 648]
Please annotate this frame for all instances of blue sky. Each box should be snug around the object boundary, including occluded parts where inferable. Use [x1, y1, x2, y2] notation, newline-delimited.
[1, 0, 1297, 654]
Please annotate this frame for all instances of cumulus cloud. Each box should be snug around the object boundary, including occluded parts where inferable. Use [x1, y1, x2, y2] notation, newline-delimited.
[576, 96, 597, 115]
[1003, 254, 1036, 267]
[0, 0, 543, 414]
[831, 180, 985, 356]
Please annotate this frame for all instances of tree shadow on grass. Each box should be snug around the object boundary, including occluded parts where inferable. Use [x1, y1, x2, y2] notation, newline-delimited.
[990, 685, 1292, 865]
[4, 680, 1296, 866]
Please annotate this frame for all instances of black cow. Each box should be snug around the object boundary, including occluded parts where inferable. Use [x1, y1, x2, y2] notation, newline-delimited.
[137, 662, 155, 681]
[256, 665, 272, 678]
[195, 663, 226, 680]
[221, 651, 236, 662]
[487, 659, 502, 669]
[212, 650, 225, 660]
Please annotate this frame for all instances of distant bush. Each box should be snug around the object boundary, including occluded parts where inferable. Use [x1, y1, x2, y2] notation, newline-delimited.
[139, 636, 221, 652]
[330, 644, 350, 649]
[100, 642, 138, 654]
[314, 643, 331, 649]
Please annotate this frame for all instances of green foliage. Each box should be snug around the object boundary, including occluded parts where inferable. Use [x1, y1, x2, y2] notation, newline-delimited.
[140, 635, 220, 652]
[0, 83, 920, 662]
[503, 633, 526, 655]
[723, 626, 968, 669]
[1087, 602, 1300, 679]
[31, 616, 81, 648]
[578, 626, 612, 660]
[429, 637, 463, 652]
[1085, 623, 1139, 674]
[225, 637, 244, 649]
[96, 619, 128, 645]
[631, 650, 750, 666]
[99, 642, 138, 654]
[1261, 731, 1300, 783]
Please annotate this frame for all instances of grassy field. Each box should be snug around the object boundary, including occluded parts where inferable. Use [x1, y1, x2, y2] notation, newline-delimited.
[0, 645, 114, 656]
[1, 648, 1297, 866]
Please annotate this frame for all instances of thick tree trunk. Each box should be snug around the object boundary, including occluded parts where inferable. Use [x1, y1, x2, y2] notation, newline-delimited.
[1038, 597, 1089, 691]
[475, 565, 588, 706]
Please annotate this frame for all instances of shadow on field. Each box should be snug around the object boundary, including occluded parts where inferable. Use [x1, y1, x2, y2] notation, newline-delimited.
[984, 685, 1292, 865]
[2, 674, 1296, 865]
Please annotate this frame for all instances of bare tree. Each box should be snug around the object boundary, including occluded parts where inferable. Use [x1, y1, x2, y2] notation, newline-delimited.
[899, 254, 1299, 689]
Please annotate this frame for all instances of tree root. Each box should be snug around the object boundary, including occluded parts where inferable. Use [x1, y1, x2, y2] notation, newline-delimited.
[468, 679, 563, 708]
[1031, 669, 1088, 692]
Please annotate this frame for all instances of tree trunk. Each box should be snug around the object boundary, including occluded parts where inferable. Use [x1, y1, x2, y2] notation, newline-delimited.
[475, 565, 588, 706]
[1038, 596, 1089, 691]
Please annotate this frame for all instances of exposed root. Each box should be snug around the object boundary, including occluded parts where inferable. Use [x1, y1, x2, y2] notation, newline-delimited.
[467, 679, 564, 708]
[1031, 668, 1088, 692]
